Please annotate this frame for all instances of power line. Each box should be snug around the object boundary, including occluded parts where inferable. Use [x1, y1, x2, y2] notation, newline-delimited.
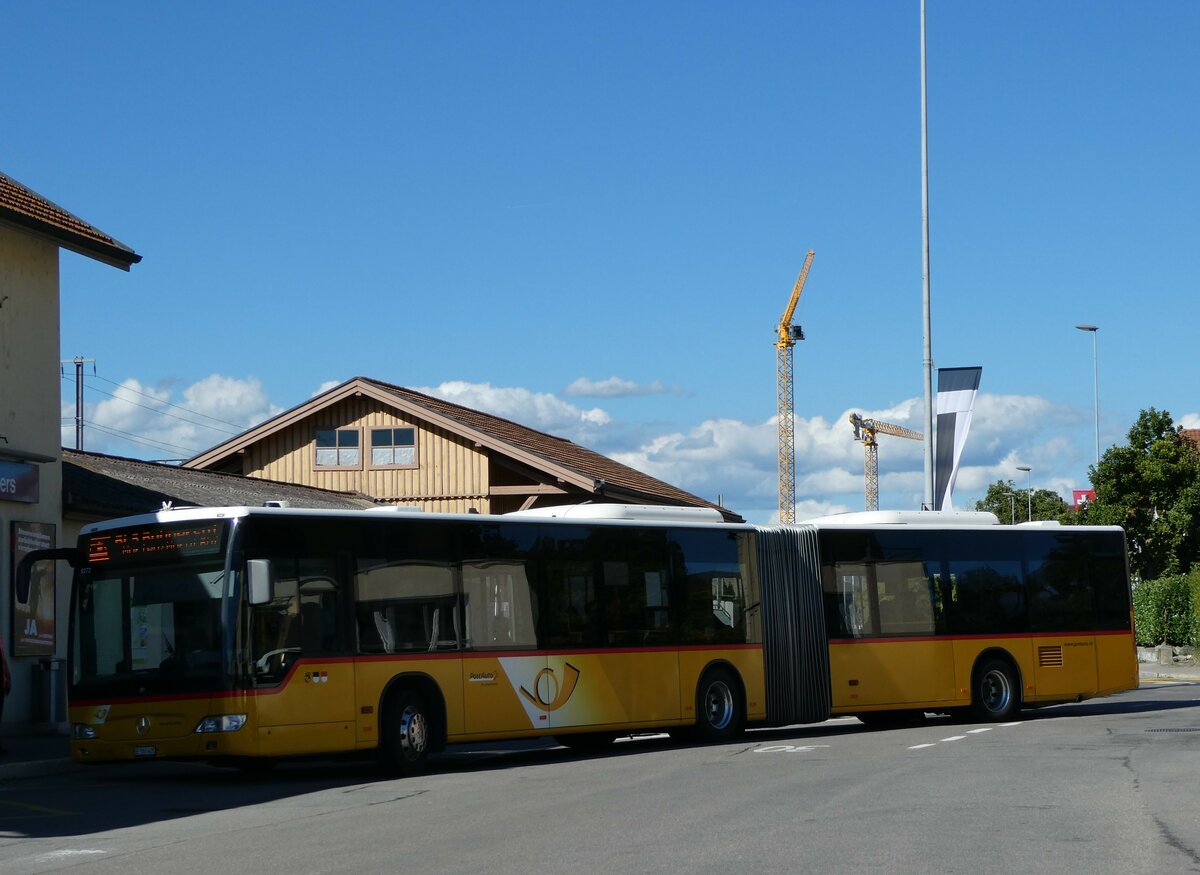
[61, 374, 242, 437]
[86, 372, 248, 431]
[68, 419, 204, 457]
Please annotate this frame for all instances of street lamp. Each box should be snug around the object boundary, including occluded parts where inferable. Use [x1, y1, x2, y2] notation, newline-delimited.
[1002, 491, 1017, 525]
[1016, 465, 1032, 521]
[1076, 324, 1100, 466]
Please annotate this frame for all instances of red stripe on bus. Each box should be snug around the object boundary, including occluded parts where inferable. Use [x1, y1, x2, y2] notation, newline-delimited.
[828, 629, 1133, 645]
[69, 644, 765, 707]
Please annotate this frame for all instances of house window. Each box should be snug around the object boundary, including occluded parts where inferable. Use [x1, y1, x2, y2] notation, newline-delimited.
[315, 428, 361, 467]
[371, 427, 417, 467]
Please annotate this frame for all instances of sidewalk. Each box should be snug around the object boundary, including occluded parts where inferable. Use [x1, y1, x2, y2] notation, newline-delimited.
[0, 729, 74, 782]
[0, 663, 1196, 783]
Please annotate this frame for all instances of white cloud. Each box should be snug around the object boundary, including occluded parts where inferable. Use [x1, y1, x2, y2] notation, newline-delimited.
[65, 373, 1089, 523]
[66, 375, 280, 460]
[611, 392, 1089, 523]
[417, 381, 612, 439]
[564, 376, 683, 398]
[1179, 412, 1200, 429]
[313, 379, 345, 396]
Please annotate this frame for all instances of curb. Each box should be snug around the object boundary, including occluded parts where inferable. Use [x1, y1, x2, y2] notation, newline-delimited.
[0, 758, 78, 783]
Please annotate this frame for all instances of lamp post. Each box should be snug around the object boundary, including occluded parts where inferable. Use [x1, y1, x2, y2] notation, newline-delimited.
[1016, 465, 1032, 521]
[1076, 324, 1100, 466]
[1002, 491, 1017, 525]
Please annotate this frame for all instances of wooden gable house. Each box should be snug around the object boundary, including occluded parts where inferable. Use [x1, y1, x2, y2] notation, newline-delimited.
[184, 376, 742, 522]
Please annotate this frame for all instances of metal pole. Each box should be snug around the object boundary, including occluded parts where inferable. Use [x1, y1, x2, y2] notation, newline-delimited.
[74, 356, 84, 450]
[1003, 492, 1016, 525]
[920, 0, 935, 510]
[1016, 465, 1032, 521]
[1076, 325, 1100, 466]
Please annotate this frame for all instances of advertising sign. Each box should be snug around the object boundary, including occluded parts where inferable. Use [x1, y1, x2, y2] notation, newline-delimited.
[0, 460, 39, 503]
[12, 521, 55, 656]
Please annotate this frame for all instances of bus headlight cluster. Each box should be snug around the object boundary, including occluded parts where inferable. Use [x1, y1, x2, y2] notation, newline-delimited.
[72, 724, 97, 740]
[194, 714, 248, 734]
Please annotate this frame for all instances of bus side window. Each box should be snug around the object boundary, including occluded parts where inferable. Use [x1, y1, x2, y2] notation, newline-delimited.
[354, 558, 458, 651]
[251, 574, 300, 682]
[834, 565, 873, 637]
[670, 528, 746, 645]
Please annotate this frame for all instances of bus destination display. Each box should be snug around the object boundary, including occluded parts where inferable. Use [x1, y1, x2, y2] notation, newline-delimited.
[88, 522, 224, 565]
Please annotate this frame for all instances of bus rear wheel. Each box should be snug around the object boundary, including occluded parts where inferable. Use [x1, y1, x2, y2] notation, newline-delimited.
[381, 689, 432, 775]
[694, 667, 743, 743]
[972, 658, 1020, 721]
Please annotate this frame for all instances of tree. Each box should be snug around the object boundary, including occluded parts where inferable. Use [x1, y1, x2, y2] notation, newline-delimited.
[975, 479, 1068, 524]
[1071, 408, 1200, 580]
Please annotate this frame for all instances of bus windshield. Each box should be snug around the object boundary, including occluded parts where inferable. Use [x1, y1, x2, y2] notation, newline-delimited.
[71, 561, 227, 697]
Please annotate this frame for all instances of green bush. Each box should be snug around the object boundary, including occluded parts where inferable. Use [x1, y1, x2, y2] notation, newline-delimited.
[1191, 570, 1200, 648]
[1132, 574, 1194, 647]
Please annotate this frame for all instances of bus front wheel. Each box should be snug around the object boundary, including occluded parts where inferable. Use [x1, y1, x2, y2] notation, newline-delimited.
[694, 667, 743, 743]
[972, 658, 1020, 721]
[381, 689, 432, 775]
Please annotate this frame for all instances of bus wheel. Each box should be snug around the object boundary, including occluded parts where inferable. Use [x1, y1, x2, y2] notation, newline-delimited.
[972, 659, 1019, 721]
[694, 667, 743, 743]
[556, 732, 617, 753]
[382, 689, 432, 775]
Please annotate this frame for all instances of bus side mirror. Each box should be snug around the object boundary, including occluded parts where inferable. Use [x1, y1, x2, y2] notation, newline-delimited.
[247, 559, 275, 606]
[16, 548, 81, 605]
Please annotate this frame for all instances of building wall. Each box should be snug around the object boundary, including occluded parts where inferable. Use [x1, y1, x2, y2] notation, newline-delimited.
[0, 227, 65, 729]
[242, 397, 493, 514]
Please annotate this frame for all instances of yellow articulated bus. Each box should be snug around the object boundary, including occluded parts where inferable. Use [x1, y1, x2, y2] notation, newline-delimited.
[19, 504, 1136, 774]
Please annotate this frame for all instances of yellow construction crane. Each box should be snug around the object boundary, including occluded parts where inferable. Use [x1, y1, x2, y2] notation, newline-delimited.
[776, 250, 815, 523]
[849, 413, 923, 512]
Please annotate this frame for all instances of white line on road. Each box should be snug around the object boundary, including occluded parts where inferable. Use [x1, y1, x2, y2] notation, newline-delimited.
[940, 735, 967, 742]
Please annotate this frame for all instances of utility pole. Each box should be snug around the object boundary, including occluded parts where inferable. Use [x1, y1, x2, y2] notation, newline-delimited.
[920, 0, 936, 510]
[62, 356, 94, 450]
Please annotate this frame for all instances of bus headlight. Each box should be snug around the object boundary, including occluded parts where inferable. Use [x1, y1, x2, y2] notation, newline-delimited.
[72, 724, 97, 740]
[194, 714, 248, 734]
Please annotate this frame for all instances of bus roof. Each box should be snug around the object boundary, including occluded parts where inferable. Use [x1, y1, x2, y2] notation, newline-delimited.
[800, 510, 1001, 527]
[79, 502, 746, 536]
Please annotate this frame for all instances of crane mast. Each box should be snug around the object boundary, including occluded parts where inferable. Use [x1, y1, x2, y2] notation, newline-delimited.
[776, 250, 815, 523]
[849, 413, 923, 512]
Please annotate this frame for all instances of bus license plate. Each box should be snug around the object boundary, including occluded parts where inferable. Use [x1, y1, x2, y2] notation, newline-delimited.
[133, 745, 157, 758]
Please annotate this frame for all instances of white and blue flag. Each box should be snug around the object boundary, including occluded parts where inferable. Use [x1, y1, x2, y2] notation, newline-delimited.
[934, 367, 982, 512]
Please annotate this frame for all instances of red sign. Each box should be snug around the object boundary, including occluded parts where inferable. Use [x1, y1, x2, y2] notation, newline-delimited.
[1073, 490, 1096, 509]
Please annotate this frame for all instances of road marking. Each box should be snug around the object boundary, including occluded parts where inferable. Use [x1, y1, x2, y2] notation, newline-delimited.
[753, 744, 831, 754]
[908, 722, 1022, 751]
[35, 850, 107, 863]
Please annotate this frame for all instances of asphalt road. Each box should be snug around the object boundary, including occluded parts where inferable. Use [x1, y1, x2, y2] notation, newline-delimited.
[1, 680, 1198, 874]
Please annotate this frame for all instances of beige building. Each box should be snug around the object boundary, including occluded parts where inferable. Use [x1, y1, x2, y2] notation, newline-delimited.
[0, 171, 140, 729]
[186, 376, 741, 523]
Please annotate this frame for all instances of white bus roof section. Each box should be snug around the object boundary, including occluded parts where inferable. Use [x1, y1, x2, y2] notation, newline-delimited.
[800, 510, 1002, 527]
[505, 504, 728, 523]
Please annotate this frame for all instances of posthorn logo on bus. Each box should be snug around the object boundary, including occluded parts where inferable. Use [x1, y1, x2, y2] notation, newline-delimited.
[135, 716, 151, 736]
[518, 663, 581, 712]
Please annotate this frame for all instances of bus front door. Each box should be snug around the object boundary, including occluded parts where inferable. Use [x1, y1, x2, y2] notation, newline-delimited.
[251, 571, 357, 756]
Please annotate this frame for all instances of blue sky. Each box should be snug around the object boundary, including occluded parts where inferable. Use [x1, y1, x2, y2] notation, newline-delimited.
[5, 2, 1198, 523]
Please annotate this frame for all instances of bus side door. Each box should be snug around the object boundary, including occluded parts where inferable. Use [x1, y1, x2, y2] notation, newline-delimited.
[462, 561, 547, 736]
